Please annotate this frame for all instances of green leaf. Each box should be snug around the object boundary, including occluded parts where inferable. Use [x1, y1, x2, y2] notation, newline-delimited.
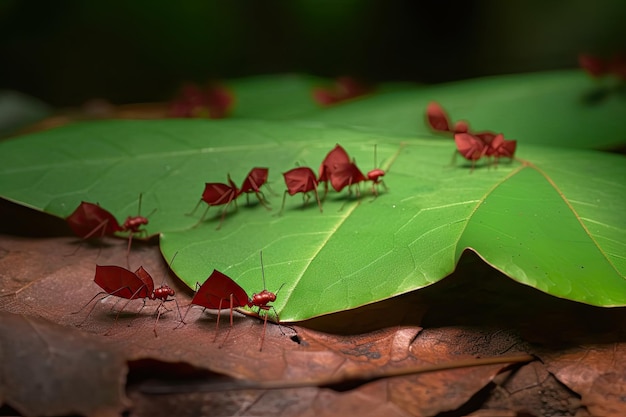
[228, 74, 324, 119]
[0, 72, 624, 322]
[308, 71, 626, 149]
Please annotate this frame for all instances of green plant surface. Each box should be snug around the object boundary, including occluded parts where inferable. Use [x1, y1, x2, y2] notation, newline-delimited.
[308, 71, 626, 149]
[228, 74, 324, 119]
[0, 115, 624, 321]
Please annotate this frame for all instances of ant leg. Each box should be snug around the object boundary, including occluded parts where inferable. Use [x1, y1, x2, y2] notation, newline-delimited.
[255, 191, 271, 210]
[216, 201, 233, 230]
[186, 199, 204, 217]
[219, 294, 235, 349]
[104, 286, 145, 336]
[259, 310, 269, 351]
[125, 231, 134, 269]
[192, 205, 211, 229]
[313, 188, 323, 213]
[152, 300, 165, 338]
[278, 190, 288, 216]
[73, 291, 110, 327]
[214, 298, 224, 343]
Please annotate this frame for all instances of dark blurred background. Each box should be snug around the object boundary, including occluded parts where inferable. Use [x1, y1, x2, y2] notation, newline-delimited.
[1, 0, 625, 107]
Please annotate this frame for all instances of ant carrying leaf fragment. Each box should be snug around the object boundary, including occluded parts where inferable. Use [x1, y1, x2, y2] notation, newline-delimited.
[179, 252, 282, 351]
[66, 194, 153, 267]
[73, 264, 179, 337]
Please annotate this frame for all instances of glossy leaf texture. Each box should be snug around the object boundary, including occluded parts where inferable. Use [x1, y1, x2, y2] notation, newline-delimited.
[0, 72, 625, 323]
[308, 70, 626, 149]
[0, 72, 626, 321]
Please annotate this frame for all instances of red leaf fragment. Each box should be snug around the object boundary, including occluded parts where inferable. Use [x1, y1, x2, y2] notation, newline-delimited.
[281, 166, 323, 213]
[77, 265, 177, 337]
[427, 103, 517, 169]
[183, 264, 278, 351]
[312, 77, 373, 106]
[238, 167, 271, 208]
[579, 53, 626, 80]
[426, 102, 452, 132]
[66, 202, 122, 239]
[169, 82, 235, 119]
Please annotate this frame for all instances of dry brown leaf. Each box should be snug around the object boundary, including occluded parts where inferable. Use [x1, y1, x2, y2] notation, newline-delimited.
[543, 344, 626, 416]
[4, 200, 626, 416]
[0, 311, 127, 417]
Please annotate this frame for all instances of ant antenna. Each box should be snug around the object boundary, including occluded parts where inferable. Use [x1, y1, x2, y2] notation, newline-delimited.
[137, 193, 143, 216]
[374, 144, 378, 168]
[260, 250, 266, 290]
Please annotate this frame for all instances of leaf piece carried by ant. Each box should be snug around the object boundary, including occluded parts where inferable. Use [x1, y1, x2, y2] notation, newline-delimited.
[281, 167, 322, 213]
[312, 77, 373, 106]
[75, 265, 176, 337]
[66, 202, 123, 239]
[169, 82, 235, 119]
[239, 167, 271, 208]
[188, 175, 239, 229]
[183, 252, 279, 350]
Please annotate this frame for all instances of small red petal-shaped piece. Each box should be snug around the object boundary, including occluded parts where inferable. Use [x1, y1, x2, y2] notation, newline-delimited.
[94, 265, 150, 300]
[455, 133, 487, 161]
[191, 269, 249, 309]
[319, 144, 351, 182]
[453, 120, 470, 133]
[474, 131, 498, 146]
[67, 202, 122, 238]
[133, 266, 155, 296]
[202, 181, 238, 206]
[579, 54, 608, 78]
[426, 102, 452, 132]
[335, 77, 372, 99]
[483, 133, 504, 156]
[206, 84, 235, 119]
[329, 162, 367, 192]
[283, 167, 318, 195]
[240, 167, 269, 194]
[312, 88, 339, 106]
[498, 139, 517, 158]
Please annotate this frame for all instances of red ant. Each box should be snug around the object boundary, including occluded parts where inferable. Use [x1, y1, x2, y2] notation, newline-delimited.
[73, 264, 179, 337]
[187, 174, 239, 229]
[312, 77, 373, 106]
[320, 144, 387, 198]
[179, 251, 281, 351]
[425, 102, 517, 170]
[280, 166, 323, 214]
[238, 167, 272, 209]
[66, 195, 152, 267]
[169, 82, 235, 119]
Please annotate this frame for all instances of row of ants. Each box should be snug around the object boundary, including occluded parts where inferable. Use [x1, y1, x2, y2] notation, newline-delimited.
[65, 102, 515, 350]
[73, 251, 280, 350]
[426, 102, 517, 169]
[66, 143, 386, 350]
[186, 143, 387, 229]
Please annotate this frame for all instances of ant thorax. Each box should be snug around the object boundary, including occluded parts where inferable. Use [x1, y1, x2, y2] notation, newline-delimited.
[123, 215, 149, 232]
[153, 285, 175, 300]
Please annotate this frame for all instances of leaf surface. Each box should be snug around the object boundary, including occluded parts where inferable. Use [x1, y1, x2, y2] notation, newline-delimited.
[0, 113, 624, 321]
[308, 71, 626, 149]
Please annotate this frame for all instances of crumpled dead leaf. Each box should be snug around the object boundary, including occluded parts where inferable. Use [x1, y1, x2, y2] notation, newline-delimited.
[3, 199, 626, 416]
[0, 311, 127, 417]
